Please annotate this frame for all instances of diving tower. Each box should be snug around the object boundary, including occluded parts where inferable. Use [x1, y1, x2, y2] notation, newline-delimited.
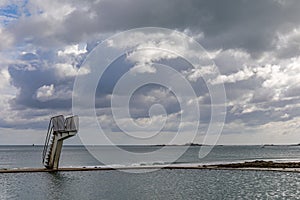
[42, 115, 79, 169]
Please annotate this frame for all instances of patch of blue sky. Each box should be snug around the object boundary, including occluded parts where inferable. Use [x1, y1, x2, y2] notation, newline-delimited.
[0, 4, 20, 18]
[21, 0, 30, 17]
[0, 0, 30, 25]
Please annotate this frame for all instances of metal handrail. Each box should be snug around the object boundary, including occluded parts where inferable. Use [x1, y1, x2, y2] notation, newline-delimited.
[42, 115, 66, 165]
[42, 118, 53, 164]
[42, 115, 79, 167]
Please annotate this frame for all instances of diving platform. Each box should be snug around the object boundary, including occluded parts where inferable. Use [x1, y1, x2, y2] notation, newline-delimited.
[42, 115, 79, 169]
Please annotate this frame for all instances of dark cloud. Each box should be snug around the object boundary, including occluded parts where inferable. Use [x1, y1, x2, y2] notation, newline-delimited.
[7, 0, 300, 57]
[8, 50, 74, 110]
[9, 65, 72, 109]
[128, 84, 181, 118]
[1, 0, 300, 144]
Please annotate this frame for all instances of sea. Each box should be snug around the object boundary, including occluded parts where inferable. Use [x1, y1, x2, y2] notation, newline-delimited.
[0, 145, 300, 199]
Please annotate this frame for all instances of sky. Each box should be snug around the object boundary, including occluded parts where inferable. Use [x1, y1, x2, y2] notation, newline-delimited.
[0, 0, 300, 145]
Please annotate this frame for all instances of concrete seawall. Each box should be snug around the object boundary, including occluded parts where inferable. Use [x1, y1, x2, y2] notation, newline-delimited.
[1, 161, 300, 173]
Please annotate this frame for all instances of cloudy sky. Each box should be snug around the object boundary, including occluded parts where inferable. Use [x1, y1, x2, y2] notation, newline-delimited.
[1, 0, 300, 145]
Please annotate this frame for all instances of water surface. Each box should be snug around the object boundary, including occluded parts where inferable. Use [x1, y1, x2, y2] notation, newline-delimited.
[1, 145, 300, 199]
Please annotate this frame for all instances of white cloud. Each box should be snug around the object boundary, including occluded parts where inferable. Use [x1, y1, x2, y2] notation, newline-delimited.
[0, 67, 18, 100]
[116, 32, 182, 74]
[211, 66, 255, 84]
[36, 83, 73, 102]
[55, 63, 90, 78]
[259, 116, 300, 136]
[36, 84, 55, 101]
[107, 30, 213, 73]
[0, 67, 19, 129]
[129, 63, 156, 74]
[133, 87, 178, 109]
[255, 57, 300, 100]
[126, 48, 177, 66]
[281, 113, 290, 119]
[184, 65, 217, 82]
[57, 44, 87, 56]
[0, 68, 11, 90]
[213, 49, 254, 73]
[0, 28, 14, 50]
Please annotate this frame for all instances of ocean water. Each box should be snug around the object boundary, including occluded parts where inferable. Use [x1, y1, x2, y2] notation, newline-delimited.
[1, 145, 300, 168]
[0, 145, 300, 199]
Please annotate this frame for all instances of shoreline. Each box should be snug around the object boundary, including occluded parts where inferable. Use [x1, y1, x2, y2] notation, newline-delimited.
[1, 161, 300, 174]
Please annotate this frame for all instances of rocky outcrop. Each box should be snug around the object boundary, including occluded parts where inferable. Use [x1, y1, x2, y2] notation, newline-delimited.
[214, 160, 300, 168]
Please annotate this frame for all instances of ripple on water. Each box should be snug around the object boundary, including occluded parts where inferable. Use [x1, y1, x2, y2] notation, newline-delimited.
[0, 169, 300, 199]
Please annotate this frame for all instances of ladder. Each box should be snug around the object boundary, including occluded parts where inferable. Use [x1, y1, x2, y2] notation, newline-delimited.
[42, 115, 79, 169]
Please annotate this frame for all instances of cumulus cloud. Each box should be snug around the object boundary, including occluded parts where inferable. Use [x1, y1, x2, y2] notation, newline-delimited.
[36, 84, 54, 101]
[36, 83, 74, 103]
[0, 28, 14, 50]
[1, 0, 300, 144]
[211, 66, 255, 84]
[0, 68, 11, 89]
[3, 0, 298, 53]
[129, 63, 157, 74]
[55, 63, 90, 78]
[57, 44, 87, 56]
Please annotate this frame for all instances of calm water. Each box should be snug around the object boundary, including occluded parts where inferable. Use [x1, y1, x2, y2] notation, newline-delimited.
[0, 145, 300, 199]
[1, 145, 300, 168]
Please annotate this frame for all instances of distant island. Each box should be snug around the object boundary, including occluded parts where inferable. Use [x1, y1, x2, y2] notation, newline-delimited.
[152, 143, 205, 147]
[210, 160, 300, 169]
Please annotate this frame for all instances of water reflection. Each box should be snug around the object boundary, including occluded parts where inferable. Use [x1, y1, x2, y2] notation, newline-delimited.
[44, 172, 72, 199]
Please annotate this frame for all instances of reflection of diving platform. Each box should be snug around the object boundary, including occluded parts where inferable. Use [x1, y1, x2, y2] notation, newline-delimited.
[42, 115, 79, 169]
